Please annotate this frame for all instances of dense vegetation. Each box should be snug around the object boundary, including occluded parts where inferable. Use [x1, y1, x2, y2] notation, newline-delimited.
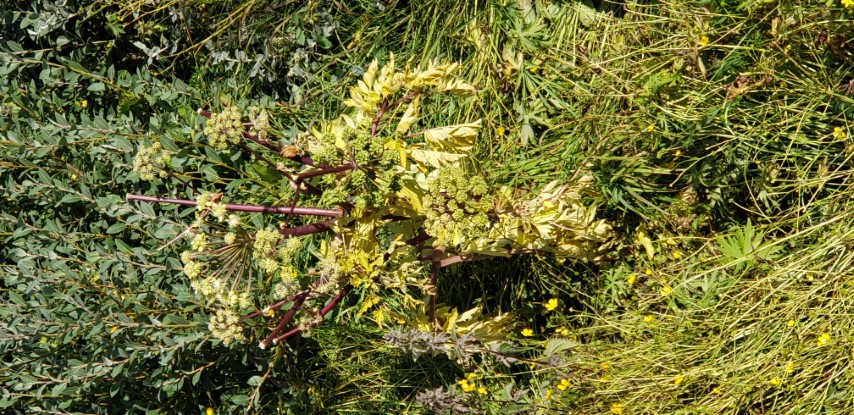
[2, 0, 854, 414]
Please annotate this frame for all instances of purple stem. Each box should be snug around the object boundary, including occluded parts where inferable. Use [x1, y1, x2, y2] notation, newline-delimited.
[126, 194, 343, 217]
[260, 292, 308, 349]
[271, 285, 353, 344]
[277, 220, 335, 238]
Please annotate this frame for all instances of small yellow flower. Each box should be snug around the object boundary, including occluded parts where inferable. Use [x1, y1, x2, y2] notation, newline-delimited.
[206, 408, 214, 415]
[787, 319, 795, 328]
[545, 389, 553, 400]
[71, 173, 78, 180]
[699, 35, 710, 46]
[805, 274, 814, 281]
[545, 298, 559, 311]
[80, 99, 89, 108]
[674, 149, 682, 158]
[521, 328, 534, 337]
[610, 402, 624, 415]
[785, 360, 794, 374]
[646, 124, 655, 133]
[477, 387, 487, 395]
[645, 268, 653, 276]
[109, 326, 119, 334]
[265, 309, 275, 317]
[627, 274, 637, 285]
[495, 126, 506, 136]
[529, 66, 539, 73]
[600, 362, 610, 371]
[712, 387, 722, 395]
[832, 127, 847, 140]
[817, 332, 831, 347]
[769, 377, 781, 387]
[844, 0, 854, 7]
[466, 372, 476, 381]
[556, 378, 570, 391]
[644, 315, 653, 323]
[674, 375, 684, 386]
[660, 285, 672, 296]
[672, 251, 681, 259]
[554, 327, 569, 336]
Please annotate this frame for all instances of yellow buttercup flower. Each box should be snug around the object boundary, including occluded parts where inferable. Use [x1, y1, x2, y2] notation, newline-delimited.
[672, 251, 681, 259]
[495, 126, 506, 136]
[712, 387, 722, 395]
[556, 378, 570, 391]
[645, 268, 653, 276]
[832, 127, 847, 140]
[627, 274, 637, 285]
[787, 319, 795, 328]
[769, 377, 781, 387]
[699, 35, 710, 46]
[660, 285, 672, 296]
[521, 328, 534, 337]
[529, 66, 539, 73]
[610, 402, 624, 415]
[817, 332, 831, 347]
[674, 149, 682, 158]
[646, 124, 655, 133]
[545, 389, 553, 400]
[554, 327, 569, 336]
[545, 298, 559, 311]
[644, 315, 653, 323]
[477, 387, 487, 395]
[71, 173, 78, 180]
[206, 408, 214, 415]
[674, 375, 684, 385]
[844, 0, 854, 8]
[785, 360, 794, 374]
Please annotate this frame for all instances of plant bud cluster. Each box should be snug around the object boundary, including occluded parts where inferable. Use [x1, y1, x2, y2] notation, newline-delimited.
[208, 309, 246, 346]
[422, 165, 494, 248]
[132, 142, 171, 181]
[313, 127, 401, 213]
[203, 104, 243, 151]
[252, 227, 302, 274]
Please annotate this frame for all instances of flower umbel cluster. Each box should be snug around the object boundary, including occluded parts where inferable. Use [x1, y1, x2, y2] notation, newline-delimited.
[208, 308, 246, 345]
[423, 164, 493, 248]
[252, 227, 302, 274]
[132, 142, 171, 181]
[203, 102, 243, 151]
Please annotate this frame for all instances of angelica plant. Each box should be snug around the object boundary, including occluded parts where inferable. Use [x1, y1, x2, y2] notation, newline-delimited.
[127, 57, 614, 348]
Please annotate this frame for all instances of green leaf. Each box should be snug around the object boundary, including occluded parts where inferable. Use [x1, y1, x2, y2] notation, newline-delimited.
[87, 82, 105, 92]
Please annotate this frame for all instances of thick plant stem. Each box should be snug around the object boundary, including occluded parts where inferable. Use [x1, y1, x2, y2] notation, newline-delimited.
[259, 292, 308, 349]
[271, 285, 353, 344]
[126, 194, 343, 217]
[277, 220, 335, 238]
[242, 290, 310, 321]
